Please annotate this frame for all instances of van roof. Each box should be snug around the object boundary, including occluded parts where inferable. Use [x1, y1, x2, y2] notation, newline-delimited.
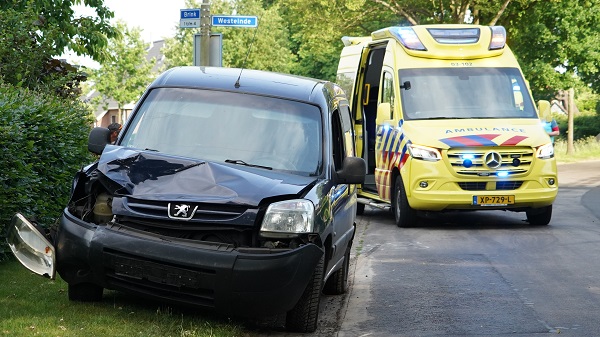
[149, 66, 335, 103]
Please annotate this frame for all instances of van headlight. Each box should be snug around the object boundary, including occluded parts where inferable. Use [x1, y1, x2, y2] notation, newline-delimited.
[260, 199, 314, 235]
[536, 143, 554, 159]
[408, 144, 442, 161]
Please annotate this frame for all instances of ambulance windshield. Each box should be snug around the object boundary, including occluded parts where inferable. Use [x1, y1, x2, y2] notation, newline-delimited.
[120, 88, 323, 176]
[399, 67, 537, 121]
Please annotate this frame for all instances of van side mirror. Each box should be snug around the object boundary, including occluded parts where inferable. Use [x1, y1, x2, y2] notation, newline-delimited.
[337, 157, 366, 184]
[88, 127, 111, 155]
[376, 102, 391, 126]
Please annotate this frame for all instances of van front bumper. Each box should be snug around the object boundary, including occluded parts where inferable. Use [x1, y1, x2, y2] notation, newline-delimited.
[56, 210, 323, 318]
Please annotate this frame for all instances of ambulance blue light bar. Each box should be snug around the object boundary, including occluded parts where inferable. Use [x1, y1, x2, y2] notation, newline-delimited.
[389, 27, 427, 51]
[427, 28, 480, 44]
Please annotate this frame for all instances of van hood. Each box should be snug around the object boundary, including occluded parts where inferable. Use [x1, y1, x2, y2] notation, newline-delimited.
[93, 146, 316, 206]
[401, 119, 549, 149]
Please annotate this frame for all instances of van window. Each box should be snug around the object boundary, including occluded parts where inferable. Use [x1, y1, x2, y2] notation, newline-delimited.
[121, 88, 323, 176]
[399, 67, 537, 120]
[381, 71, 395, 118]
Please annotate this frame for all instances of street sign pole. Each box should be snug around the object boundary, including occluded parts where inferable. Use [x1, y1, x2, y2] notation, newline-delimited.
[200, 0, 211, 66]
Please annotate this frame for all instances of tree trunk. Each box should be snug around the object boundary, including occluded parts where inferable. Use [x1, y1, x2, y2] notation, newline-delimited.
[566, 88, 575, 155]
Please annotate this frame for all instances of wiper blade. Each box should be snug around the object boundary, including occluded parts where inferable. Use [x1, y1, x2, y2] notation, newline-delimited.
[172, 161, 205, 173]
[225, 159, 273, 170]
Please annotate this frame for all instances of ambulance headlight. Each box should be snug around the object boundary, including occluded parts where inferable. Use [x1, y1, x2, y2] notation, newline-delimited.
[536, 143, 554, 159]
[408, 144, 442, 161]
[260, 200, 314, 236]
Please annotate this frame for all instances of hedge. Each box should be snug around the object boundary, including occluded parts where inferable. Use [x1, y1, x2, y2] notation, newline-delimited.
[0, 83, 94, 261]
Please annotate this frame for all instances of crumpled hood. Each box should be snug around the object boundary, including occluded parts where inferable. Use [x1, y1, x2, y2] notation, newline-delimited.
[402, 118, 550, 149]
[94, 146, 316, 206]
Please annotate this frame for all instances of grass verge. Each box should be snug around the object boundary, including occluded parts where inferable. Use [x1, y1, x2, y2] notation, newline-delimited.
[554, 136, 600, 163]
[0, 259, 247, 337]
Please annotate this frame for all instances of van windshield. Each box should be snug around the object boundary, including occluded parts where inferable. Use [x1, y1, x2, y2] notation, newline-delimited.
[399, 67, 537, 121]
[120, 88, 323, 176]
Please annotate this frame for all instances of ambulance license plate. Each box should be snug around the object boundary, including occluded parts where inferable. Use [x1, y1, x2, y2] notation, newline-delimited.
[473, 195, 515, 206]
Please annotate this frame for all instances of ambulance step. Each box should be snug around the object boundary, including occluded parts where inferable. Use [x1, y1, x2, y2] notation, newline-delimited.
[357, 198, 390, 210]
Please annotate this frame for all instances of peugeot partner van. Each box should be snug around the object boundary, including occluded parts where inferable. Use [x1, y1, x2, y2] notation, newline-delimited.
[7, 67, 366, 333]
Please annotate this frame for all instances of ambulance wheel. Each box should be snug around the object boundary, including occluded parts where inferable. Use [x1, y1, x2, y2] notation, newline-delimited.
[393, 177, 417, 228]
[356, 203, 365, 215]
[526, 205, 552, 226]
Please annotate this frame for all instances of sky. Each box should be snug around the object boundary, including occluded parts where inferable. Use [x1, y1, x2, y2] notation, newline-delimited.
[62, 0, 187, 68]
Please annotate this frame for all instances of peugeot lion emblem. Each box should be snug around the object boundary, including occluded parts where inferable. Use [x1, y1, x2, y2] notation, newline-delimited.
[168, 203, 198, 220]
[484, 151, 502, 169]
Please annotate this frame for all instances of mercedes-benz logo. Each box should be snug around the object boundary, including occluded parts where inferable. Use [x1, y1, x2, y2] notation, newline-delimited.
[484, 151, 502, 169]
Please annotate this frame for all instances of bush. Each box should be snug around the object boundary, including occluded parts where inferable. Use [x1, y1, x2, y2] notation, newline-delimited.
[0, 83, 94, 261]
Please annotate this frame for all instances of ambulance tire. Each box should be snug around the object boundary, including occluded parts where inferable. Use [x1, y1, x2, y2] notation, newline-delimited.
[356, 203, 365, 215]
[393, 177, 417, 228]
[526, 205, 552, 226]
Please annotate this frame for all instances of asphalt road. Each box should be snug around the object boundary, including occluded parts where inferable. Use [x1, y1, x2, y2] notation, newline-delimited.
[252, 160, 600, 336]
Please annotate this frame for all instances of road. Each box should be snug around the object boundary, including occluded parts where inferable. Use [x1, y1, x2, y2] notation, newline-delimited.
[253, 160, 600, 336]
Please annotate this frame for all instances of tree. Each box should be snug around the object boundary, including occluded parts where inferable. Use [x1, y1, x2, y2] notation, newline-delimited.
[0, 0, 117, 62]
[0, 8, 88, 98]
[497, 0, 600, 98]
[162, 0, 296, 73]
[91, 21, 155, 123]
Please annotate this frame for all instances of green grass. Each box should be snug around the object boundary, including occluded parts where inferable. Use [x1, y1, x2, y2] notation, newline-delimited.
[0, 260, 249, 337]
[554, 136, 600, 163]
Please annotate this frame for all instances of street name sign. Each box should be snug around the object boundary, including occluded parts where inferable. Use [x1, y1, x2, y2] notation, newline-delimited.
[211, 15, 258, 28]
[180, 9, 200, 28]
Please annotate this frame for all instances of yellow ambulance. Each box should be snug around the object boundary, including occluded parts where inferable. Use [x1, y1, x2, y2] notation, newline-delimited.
[337, 24, 558, 227]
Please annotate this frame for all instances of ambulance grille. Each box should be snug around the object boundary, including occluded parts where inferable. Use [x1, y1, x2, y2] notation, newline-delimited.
[458, 181, 524, 191]
[447, 147, 534, 176]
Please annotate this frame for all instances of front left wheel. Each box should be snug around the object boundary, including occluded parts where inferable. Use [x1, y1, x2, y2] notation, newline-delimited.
[286, 255, 324, 333]
[68, 283, 103, 302]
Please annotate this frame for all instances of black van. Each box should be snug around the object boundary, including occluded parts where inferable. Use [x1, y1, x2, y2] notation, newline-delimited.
[7, 66, 366, 333]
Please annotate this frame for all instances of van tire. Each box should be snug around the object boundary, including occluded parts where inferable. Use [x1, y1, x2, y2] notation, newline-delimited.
[68, 283, 103, 302]
[286, 254, 324, 333]
[393, 177, 417, 228]
[526, 205, 552, 226]
[323, 246, 350, 295]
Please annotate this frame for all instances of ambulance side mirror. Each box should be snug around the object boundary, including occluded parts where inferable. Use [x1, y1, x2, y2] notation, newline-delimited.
[376, 102, 391, 126]
[537, 100, 551, 120]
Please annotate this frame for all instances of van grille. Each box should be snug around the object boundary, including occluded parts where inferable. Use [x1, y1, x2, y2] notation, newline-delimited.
[125, 197, 247, 221]
[114, 197, 256, 247]
[447, 147, 533, 176]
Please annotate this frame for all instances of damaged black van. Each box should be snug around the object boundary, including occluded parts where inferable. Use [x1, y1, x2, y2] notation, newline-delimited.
[7, 66, 366, 333]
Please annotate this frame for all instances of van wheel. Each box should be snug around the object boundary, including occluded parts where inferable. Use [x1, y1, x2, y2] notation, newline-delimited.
[286, 255, 324, 333]
[526, 205, 552, 226]
[68, 283, 103, 302]
[356, 203, 365, 215]
[323, 246, 351, 295]
[393, 177, 417, 228]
